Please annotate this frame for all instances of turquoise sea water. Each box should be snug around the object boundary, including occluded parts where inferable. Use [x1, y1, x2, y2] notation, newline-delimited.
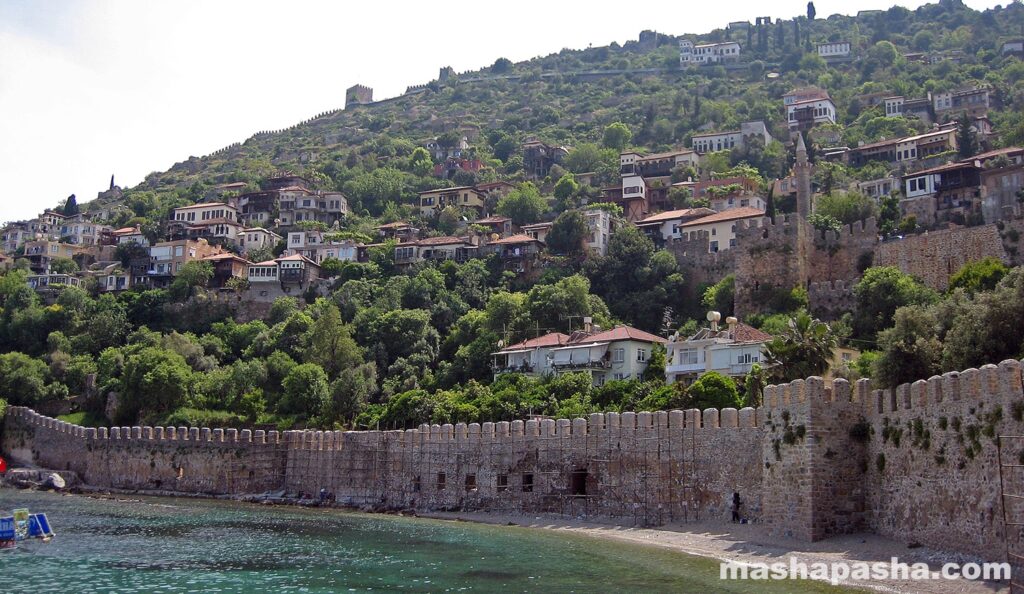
[0, 489, 853, 593]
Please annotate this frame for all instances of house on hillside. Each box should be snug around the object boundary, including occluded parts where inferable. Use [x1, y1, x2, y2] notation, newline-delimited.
[665, 315, 771, 385]
[238, 227, 281, 256]
[675, 207, 765, 252]
[417, 186, 487, 218]
[482, 234, 544, 275]
[690, 121, 772, 154]
[395, 236, 478, 268]
[492, 323, 667, 386]
[635, 207, 716, 247]
[678, 40, 741, 65]
[901, 161, 982, 225]
[203, 253, 251, 288]
[522, 141, 569, 180]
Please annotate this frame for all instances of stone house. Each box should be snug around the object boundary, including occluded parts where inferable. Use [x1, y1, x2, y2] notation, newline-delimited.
[664, 316, 771, 385]
[690, 121, 772, 154]
[522, 141, 569, 180]
[203, 253, 251, 289]
[248, 254, 320, 291]
[395, 236, 478, 268]
[481, 234, 544, 275]
[901, 161, 982, 225]
[978, 147, 1024, 221]
[417, 186, 487, 218]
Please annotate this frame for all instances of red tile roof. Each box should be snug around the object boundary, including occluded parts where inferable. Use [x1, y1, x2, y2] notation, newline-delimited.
[417, 236, 469, 246]
[731, 322, 773, 343]
[637, 207, 716, 225]
[680, 207, 766, 227]
[502, 333, 571, 351]
[174, 202, 232, 210]
[474, 216, 512, 225]
[203, 253, 251, 264]
[488, 234, 539, 245]
[579, 326, 668, 345]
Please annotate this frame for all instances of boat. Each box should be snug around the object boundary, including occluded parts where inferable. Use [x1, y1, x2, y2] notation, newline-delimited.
[0, 508, 55, 550]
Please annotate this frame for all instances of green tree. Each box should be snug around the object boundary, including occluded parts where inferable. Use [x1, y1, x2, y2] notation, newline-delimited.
[409, 147, 433, 176]
[170, 261, 213, 300]
[546, 210, 589, 256]
[329, 363, 377, 424]
[491, 57, 513, 73]
[815, 192, 878, 225]
[852, 267, 938, 341]
[602, 122, 633, 151]
[50, 257, 79, 274]
[685, 371, 740, 410]
[0, 352, 50, 406]
[63, 194, 79, 216]
[948, 257, 1008, 294]
[496, 182, 547, 225]
[957, 115, 979, 159]
[281, 363, 330, 417]
[702, 275, 735, 317]
[118, 347, 195, 423]
[305, 302, 362, 379]
[872, 305, 942, 387]
[553, 173, 579, 208]
[764, 311, 838, 382]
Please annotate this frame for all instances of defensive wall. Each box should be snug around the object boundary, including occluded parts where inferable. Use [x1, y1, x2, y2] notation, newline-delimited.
[5, 358, 1024, 561]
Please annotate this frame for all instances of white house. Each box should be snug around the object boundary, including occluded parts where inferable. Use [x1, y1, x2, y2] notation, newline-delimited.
[583, 208, 613, 256]
[679, 40, 741, 65]
[665, 314, 772, 385]
[285, 230, 358, 264]
[171, 202, 240, 225]
[691, 121, 773, 154]
[239, 228, 281, 256]
[492, 333, 571, 377]
[635, 207, 716, 245]
[787, 98, 837, 130]
[676, 207, 765, 253]
[817, 42, 851, 58]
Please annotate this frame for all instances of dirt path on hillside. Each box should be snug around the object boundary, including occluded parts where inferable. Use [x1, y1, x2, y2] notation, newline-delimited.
[424, 512, 1008, 593]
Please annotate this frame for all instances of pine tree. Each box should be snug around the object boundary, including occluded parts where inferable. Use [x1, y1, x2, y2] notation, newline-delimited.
[957, 116, 979, 159]
[807, 2, 816, 20]
[64, 194, 79, 216]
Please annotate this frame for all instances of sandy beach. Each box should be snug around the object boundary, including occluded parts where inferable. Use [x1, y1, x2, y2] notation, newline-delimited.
[425, 511, 1008, 593]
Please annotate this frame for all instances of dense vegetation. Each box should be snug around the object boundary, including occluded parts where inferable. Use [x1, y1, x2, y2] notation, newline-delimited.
[8, 1, 1024, 428]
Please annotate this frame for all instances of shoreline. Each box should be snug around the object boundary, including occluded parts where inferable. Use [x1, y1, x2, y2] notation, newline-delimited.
[3, 481, 1006, 594]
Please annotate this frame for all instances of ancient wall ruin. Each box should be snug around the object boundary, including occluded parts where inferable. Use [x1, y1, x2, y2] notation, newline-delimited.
[874, 224, 1008, 291]
[6, 357, 1024, 561]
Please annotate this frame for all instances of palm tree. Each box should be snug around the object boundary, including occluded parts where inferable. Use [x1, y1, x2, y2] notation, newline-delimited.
[764, 310, 837, 383]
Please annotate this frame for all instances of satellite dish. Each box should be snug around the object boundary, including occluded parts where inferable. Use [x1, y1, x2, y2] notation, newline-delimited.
[706, 311, 721, 322]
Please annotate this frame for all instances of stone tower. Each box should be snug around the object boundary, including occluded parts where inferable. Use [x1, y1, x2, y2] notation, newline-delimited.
[345, 85, 373, 110]
[795, 133, 812, 218]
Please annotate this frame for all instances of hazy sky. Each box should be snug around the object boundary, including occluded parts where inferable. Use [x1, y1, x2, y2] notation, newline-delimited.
[0, 0, 1001, 223]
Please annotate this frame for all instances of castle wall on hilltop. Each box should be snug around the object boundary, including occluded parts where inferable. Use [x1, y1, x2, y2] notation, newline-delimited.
[5, 358, 1024, 561]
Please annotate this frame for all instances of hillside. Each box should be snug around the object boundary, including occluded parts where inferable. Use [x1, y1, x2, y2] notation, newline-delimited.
[86, 0, 1024, 223]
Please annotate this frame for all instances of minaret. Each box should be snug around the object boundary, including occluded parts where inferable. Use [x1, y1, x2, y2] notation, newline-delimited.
[794, 133, 812, 288]
[795, 133, 811, 218]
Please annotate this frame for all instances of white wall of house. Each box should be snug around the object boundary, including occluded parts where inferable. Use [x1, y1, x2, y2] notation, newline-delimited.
[904, 173, 938, 198]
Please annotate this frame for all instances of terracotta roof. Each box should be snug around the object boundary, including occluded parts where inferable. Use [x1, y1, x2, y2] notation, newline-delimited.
[253, 260, 278, 266]
[488, 234, 539, 245]
[112, 227, 141, 234]
[278, 186, 311, 193]
[416, 236, 469, 246]
[275, 254, 319, 266]
[521, 222, 553, 231]
[474, 216, 512, 225]
[376, 221, 411, 229]
[417, 186, 480, 195]
[904, 160, 977, 177]
[972, 147, 1024, 161]
[680, 207, 766, 227]
[580, 325, 668, 345]
[174, 202, 232, 210]
[203, 253, 251, 264]
[790, 97, 835, 107]
[502, 333, 571, 352]
[731, 322, 773, 343]
[637, 208, 716, 225]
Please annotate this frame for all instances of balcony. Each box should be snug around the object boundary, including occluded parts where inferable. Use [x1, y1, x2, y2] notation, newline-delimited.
[279, 269, 306, 283]
[665, 362, 705, 375]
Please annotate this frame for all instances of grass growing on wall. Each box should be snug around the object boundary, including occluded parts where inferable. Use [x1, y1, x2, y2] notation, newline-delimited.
[56, 411, 105, 427]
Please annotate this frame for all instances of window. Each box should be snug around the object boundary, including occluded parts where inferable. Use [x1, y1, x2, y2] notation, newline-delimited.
[436, 472, 446, 490]
[522, 473, 534, 493]
[612, 348, 625, 363]
[413, 476, 421, 492]
[465, 474, 477, 492]
[613, 372, 628, 380]
[637, 349, 647, 362]
[710, 241, 719, 252]
[679, 348, 699, 365]
[497, 474, 508, 492]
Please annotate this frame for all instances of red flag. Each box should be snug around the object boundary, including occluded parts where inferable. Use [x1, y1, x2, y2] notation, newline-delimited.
[0, 456, 7, 473]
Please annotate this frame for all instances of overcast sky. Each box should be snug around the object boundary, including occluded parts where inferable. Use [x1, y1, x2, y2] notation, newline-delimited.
[0, 0, 1001, 223]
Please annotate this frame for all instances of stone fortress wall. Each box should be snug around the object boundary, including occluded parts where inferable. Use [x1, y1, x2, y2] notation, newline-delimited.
[5, 357, 1024, 561]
